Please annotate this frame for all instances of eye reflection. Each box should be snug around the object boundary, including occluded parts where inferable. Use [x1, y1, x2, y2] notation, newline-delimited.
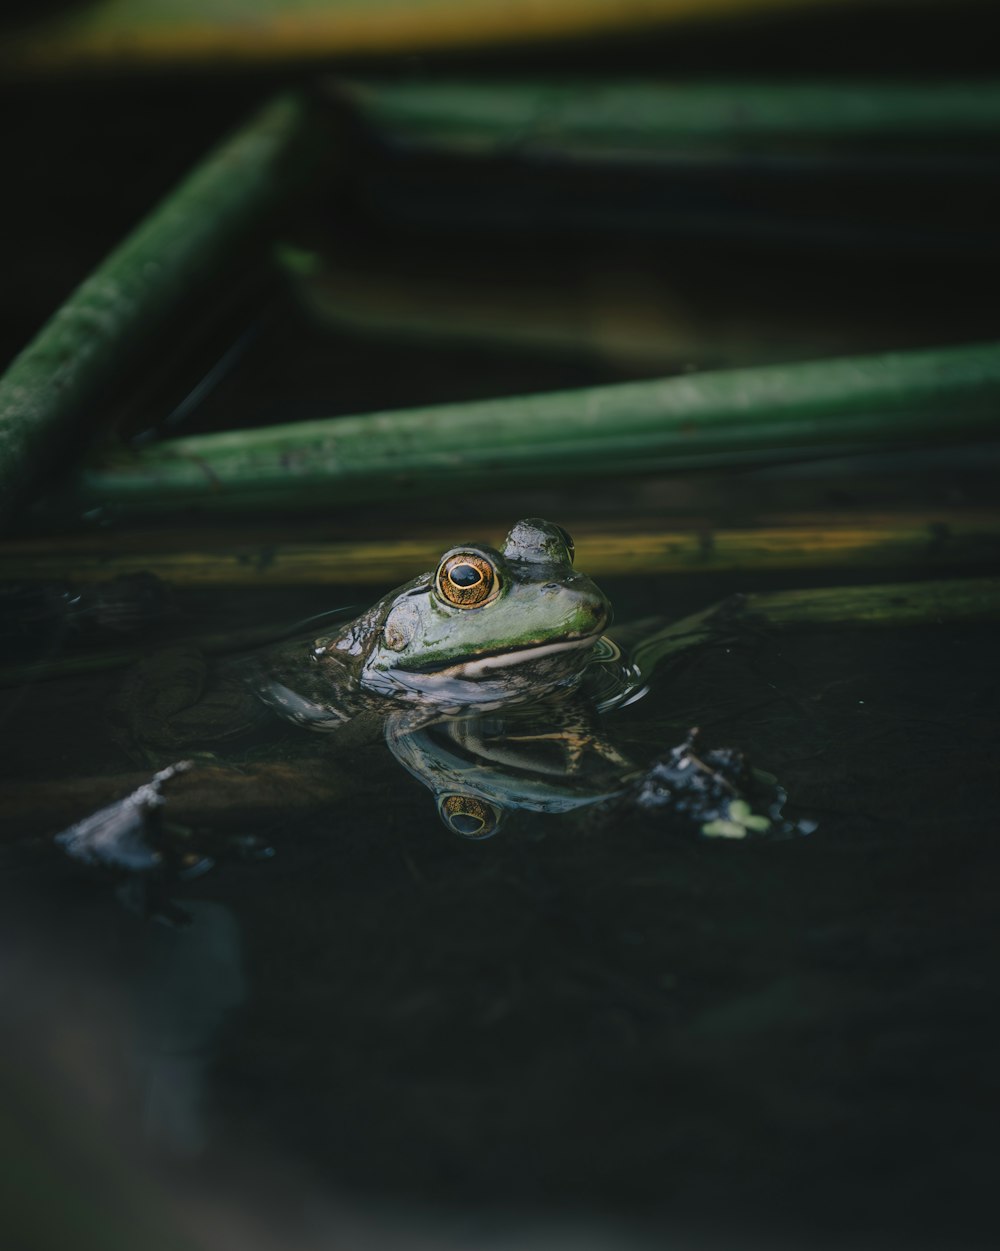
[449, 563, 482, 588]
[438, 794, 503, 839]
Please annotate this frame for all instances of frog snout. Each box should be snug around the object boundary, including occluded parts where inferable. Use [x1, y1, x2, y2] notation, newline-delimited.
[574, 583, 612, 632]
[536, 572, 611, 634]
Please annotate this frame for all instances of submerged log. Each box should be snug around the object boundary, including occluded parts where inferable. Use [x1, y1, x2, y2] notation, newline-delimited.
[0, 2, 885, 75]
[628, 575, 1000, 679]
[0, 760, 361, 839]
[2, 512, 999, 586]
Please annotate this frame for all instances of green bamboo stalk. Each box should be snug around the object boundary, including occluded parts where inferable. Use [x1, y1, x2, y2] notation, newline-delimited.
[70, 341, 1000, 515]
[341, 78, 1000, 156]
[0, 93, 322, 529]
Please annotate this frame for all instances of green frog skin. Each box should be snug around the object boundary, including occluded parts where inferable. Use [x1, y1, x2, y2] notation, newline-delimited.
[253, 518, 612, 726]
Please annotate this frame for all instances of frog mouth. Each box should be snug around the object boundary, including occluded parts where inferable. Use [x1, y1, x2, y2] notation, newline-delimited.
[413, 631, 605, 679]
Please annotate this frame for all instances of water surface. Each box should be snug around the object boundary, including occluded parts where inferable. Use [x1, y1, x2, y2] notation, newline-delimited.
[1, 572, 996, 1249]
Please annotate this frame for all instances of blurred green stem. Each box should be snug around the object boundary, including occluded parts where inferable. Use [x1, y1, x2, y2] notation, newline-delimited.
[630, 575, 1000, 680]
[0, 93, 322, 529]
[340, 78, 1000, 155]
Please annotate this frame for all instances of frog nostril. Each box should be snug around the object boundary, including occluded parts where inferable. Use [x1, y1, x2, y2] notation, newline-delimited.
[542, 582, 560, 591]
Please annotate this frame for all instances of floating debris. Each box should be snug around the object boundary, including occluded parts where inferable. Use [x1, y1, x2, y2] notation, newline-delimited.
[55, 760, 200, 874]
[623, 729, 815, 840]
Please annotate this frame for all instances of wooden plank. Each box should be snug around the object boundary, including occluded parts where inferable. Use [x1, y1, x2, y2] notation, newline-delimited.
[1, 0, 869, 75]
[2, 513, 999, 587]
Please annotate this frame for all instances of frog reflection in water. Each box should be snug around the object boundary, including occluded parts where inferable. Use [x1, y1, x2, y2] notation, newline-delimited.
[114, 519, 638, 833]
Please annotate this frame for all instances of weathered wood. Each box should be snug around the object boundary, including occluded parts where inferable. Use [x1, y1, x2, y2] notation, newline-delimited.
[67, 342, 1000, 515]
[2, 513, 999, 586]
[0, 761, 360, 837]
[1, 0, 869, 75]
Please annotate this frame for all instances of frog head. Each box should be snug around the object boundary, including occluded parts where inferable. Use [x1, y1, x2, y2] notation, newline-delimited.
[331, 519, 611, 708]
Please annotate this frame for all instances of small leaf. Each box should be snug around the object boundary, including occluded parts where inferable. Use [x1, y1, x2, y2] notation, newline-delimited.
[743, 814, 772, 832]
[702, 819, 747, 839]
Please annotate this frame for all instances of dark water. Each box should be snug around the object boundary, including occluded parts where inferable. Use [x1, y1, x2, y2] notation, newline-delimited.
[1, 572, 997, 1251]
[4, 33, 1000, 1245]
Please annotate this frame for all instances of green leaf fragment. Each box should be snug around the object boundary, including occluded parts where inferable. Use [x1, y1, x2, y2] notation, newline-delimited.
[702, 819, 747, 839]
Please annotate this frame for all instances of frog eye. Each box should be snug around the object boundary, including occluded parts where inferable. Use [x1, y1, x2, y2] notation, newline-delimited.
[435, 551, 499, 609]
[555, 525, 575, 564]
[438, 794, 503, 839]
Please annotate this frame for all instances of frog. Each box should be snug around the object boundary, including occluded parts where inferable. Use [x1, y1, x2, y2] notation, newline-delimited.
[94, 521, 804, 855]
[252, 517, 613, 729]
[111, 519, 615, 759]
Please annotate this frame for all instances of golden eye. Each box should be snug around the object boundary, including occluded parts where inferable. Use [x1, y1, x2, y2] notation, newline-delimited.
[436, 552, 498, 609]
[439, 794, 502, 839]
